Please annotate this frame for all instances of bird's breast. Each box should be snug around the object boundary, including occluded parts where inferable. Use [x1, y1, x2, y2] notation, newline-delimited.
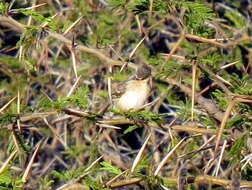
[116, 80, 150, 111]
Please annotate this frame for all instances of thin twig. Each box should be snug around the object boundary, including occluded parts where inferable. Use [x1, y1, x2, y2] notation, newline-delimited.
[154, 137, 186, 176]
[185, 34, 225, 47]
[214, 100, 235, 155]
[214, 140, 227, 176]
[22, 140, 43, 182]
[131, 134, 151, 173]
[191, 60, 197, 121]
[0, 96, 16, 113]
[0, 150, 18, 174]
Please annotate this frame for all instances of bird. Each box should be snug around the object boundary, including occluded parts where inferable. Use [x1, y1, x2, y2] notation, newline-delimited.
[115, 64, 152, 111]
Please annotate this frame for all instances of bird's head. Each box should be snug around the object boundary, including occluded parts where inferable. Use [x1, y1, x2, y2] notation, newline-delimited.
[136, 64, 152, 80]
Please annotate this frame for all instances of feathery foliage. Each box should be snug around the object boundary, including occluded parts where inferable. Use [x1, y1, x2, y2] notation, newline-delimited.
[0, 0, 252, 189]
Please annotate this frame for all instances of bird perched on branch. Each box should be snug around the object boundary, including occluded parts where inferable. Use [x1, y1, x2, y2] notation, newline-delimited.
[116, 64, 152, 111]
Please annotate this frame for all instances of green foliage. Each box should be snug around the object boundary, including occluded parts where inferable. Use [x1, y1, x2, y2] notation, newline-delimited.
[22, 59, 37, 74]
[18, 9, 50, 23]
[65, 145, 87, 159]
[51, 161, 114, 189]
[16, 27, 38, 51]
[110, 69, 131, 82]
[17, 9, 57, 30]
[129, 0, 149, 14]
[0, 171, 12, 187]
[67, 87, 89, 109]
[165, 92, 193, 121]
[129, 0, 176, 15]
[5, 132, 30, 157]
[196, 25, 216, 38]
[0, 113, 18, 125]
[0, 2, 9, 15]
[49, 99, 67, 110]
[51, 167, 85, 182]
[90, 12, 120, 47]
[186, 136, 200, 153]
[6, 139, 16, 156]
[225, 8, 246, 29]
[15, 132, 32, 153]
[163, 177, 177, 188]
[200, 52, 222, 71]
[176, 100, 194, 121]
[211, 89, 228, 111]
[100, 161, 122, 175]
[84, 177, 111, 190]
[143, 174, 164, 190]
[182, 75, 194, 87]
[229, 74, 252, 95]
[227, 115, 244, 128]
[45, 86, 89, 110]
[182, 1, 215, 32]
[107, 0, 128, 9]
[75, 0, 93, 16]
[148, 55, 165, 68]
[152, 0, 174, 13]
[154, 60, 190, 79]
[183, 40, 197, 55]
[87, 137, 100, 166]
[133, 155, 152, 177]
[123, 125, 139, 134]
[38, 176, 54, 190]
[114, 109, 164, 125]
[228, 134, 248, 165]
[199, 115, 217, 128]
[0, 170, 24, 190]
[51, 170, 73, 181]
[15, 8, 58, 57]
[1, 0, 252, 188]
[35, 97, 52, 111]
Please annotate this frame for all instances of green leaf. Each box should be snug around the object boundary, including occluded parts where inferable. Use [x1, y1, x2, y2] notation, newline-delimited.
[0, 2, 9, 15]
[225, 8, 246, 28]
[120, 110, 164, 125]
[228, 134, 248, 165]
[84, 177, 111, 190]
[133, 155, 151, 176]
[38, 176, 54, 190]
[227, 115, 244, 128]
[100, 161, 122, 175]
[130, 0, 149, 14]
[129, 0, 175, 15]
[107, 0, 128, 9]
[51, 167, 85, 182]
[50, 99, 67, 110]
[0, 170, 23, 190]
[229, 74, 252, 95]
[15, 8, 57, 30]
[16, 27, 38, 48]
[0, 170, 12, 186]
[62, 86, 89, 109]
[200, 52, 222, 71]
[183, 2, 215, 31]
[18, 9, 47, 22]
[44, 86, 89, 111]
[123, 125, 139, 134]
[211, 89, 228, 111]
[0, 113, 18, 125]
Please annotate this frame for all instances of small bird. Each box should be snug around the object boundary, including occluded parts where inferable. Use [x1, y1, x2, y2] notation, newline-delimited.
[116, 64, 152, 111]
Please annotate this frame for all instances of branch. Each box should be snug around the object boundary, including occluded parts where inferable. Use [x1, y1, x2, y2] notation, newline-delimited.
[164, 77, 225, 122]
